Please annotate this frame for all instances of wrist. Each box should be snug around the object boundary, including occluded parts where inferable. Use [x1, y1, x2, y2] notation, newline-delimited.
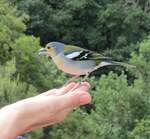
[0, 105, 21, 139]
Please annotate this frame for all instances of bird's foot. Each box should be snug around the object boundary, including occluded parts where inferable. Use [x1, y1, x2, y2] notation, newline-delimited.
[70, 81, 91, 91]
[81, 73, 89, 82]
[63, 74, 89, 90]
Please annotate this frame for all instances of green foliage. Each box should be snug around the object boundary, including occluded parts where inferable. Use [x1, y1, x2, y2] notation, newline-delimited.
[129, 117, 150, 139]
[0, 0, 150, 139]
[131, 36, 150, 81]
[50, 73, 150, 139]
[13, 35, 67, 91]
[26, 129, 44, 139]
[10, 0, 150, 60]
[130, 36, 150, 96]
[0, 59, 37, 107]
[0, 0, 27, 64]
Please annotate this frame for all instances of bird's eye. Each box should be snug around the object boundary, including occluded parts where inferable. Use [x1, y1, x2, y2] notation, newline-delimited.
[47, 46, 51, 49]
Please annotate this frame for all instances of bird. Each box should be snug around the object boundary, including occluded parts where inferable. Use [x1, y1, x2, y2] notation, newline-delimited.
[39, 41, 135, 82]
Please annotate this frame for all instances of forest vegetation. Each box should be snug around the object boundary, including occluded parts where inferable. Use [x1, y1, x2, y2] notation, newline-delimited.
[0, 0, 150, 138]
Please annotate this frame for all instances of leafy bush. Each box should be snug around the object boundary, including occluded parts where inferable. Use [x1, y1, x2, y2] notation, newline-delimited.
[129, 117, 150, 139]
[0, 59, 37, 107]
[0, 1, 150, 139]
[13, 35, 67, 91]
[50, 72, 150, 139]
[0, 0, 27, 64]
[10, 0, 150, 60]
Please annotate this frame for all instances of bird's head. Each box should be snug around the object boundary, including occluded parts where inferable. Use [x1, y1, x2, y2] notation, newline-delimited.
[39, 42, 65, 57]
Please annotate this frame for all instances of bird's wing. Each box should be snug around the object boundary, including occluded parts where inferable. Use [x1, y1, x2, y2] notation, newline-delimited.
[62, 44, 136, 70]
[63, 44, 111, 65]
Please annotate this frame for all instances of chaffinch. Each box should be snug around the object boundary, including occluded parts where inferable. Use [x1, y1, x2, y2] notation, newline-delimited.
[39, 42, 135, 79]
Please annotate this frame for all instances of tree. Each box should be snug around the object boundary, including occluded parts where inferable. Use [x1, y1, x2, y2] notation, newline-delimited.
[50, 73, 150, 139]
[130, 36, 150, 92]
[0, 0, 27, 64]
[0, 59, 37, 107]
[9, 0, 150, 60]
[1, 1, 150, 139]
[13, 35, 67, 92]
[129, 117, 150, 139]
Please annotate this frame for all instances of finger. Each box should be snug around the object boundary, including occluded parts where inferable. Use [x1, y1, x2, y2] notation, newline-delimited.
[70, 82, 90, 92]
[56, 90, 91, 111]
[55, 82, 76, 96]
[38, 82, 77, 97]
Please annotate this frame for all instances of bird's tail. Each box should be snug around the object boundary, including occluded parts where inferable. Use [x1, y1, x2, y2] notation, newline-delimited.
[100, 60, 142, 79]
[100, 60, 136, 69]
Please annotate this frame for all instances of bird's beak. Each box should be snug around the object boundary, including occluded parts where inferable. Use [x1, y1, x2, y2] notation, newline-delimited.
[39, 47, 48, 56]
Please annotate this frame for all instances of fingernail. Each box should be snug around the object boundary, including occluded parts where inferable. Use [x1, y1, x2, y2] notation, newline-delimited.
[79, 93, 91, 105]
[78, 84, 90, 91]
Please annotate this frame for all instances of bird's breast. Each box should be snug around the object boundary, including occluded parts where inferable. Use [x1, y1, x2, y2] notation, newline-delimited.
[52, 54, 95, 75]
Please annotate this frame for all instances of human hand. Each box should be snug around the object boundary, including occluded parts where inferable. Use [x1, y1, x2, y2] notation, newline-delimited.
[0, 82, 91, 139]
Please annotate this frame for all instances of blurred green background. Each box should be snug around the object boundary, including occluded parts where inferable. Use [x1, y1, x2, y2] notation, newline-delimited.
[0, 0, 150, 138]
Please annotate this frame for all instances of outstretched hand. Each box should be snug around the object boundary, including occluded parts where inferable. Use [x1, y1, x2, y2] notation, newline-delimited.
[0, 82, 91, 139]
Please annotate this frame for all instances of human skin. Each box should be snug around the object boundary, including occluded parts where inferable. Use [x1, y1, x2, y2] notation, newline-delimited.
[0, 82, 91, 139]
